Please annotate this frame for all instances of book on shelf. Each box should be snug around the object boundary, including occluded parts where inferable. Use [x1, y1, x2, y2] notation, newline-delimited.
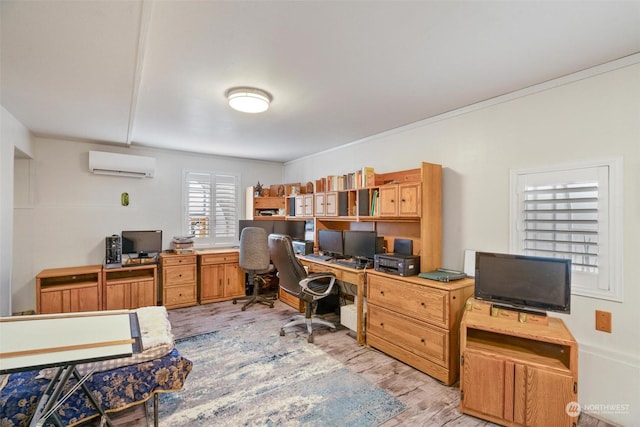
[362, 166, 375, 187]
[370, 189, 379, 216]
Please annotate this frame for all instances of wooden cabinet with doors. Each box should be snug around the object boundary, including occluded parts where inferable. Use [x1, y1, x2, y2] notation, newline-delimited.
[197, 249, 245, 304]
[366, 271, 474, 385]
[314, 191, 338, 217]
[103, 264, 157, 310]
[459, 302, 578, 426]
[295, 194, 314, 217]
[160, 252, 197, 309]
[378, 182, 422, 217]
[36, 265, 102, 314]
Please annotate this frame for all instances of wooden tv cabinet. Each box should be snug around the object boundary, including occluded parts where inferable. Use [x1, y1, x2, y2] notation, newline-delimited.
[459, 300, 578, 426]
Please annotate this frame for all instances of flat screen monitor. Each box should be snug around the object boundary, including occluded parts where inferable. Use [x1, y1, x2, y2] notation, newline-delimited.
[121, 230, 163, 257]
[318, 229, 343, 258]
[474, 252, 571, 314]
[238, 220, 274, 238]
[273, 220, 306, 241]
[343, 230, 377, 261]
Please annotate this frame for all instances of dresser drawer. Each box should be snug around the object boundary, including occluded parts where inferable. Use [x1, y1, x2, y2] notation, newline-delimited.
[164, 284, 196, 305]
[200, 252, 239, 265]
[163, 265, 196, 285]
[367, 274, 448, 328]
[367, 304, 448, 368]
[162, 254, 196, 266]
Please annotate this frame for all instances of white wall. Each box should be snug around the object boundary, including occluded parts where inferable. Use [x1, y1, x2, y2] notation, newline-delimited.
[284, 62, 640, 425]
[11, 138, 284, 313]
[1, 106, 34, 316]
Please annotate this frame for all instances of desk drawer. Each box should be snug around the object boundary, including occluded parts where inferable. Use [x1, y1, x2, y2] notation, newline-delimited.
[367, 274, 447, 328]
[162, 254, 196, 266]
[163, 265, 196, 285]
[306, 263, 343, 280]
[367, 304, 448, 367]
[200, 253, 239, 265]
[164, 284, 196, 306]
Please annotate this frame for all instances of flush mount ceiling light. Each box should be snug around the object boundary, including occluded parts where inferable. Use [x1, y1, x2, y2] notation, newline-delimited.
[227, 87, 272, 113]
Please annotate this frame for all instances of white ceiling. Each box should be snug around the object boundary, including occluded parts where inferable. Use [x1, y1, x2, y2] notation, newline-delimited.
[2, 1, 639, 163]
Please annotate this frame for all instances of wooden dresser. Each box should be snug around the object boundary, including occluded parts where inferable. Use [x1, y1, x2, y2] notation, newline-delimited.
[366, 271, 474, 385]
[159, 252, 198, 309]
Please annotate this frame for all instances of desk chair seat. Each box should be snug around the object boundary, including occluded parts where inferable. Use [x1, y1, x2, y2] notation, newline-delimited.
[233, 227, 276, 311]
[268, 233, 337, 343]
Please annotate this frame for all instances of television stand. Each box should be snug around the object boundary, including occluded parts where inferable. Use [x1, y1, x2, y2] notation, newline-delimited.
[490, 302, 548, 317]
[459, 298, 578, 426]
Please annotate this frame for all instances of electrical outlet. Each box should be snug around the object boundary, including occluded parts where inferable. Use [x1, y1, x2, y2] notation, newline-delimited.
[595, 310, 612, 333]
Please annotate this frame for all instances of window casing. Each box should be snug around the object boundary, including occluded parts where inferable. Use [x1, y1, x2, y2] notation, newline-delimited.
[510, 158, 622, 302]
[183, 171, 239, 247]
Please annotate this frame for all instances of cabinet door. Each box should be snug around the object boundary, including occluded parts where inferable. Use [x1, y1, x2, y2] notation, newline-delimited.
[516, 366, 576, 427]
[325, 192, 338, 216]
[314, 193, 326, 216]
[224, 263, 245, 297]
[378, 185, 398, 216]
[201, 264, 225, 300]
[104, 282, 131, 310]
[130, 279, 156, 308]
[461, 350, 506, 419]
[398, 182, 421, 216]
[303, 195, 314, 216]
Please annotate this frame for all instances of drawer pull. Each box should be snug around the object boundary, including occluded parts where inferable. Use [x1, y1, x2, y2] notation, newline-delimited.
[420, 338, 425, 343]
[420, 302, 426, 307]
[380, 290, 385, 296]
[380, 322, 384, 327]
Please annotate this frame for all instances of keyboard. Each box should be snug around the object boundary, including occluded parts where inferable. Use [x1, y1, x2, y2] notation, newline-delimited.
[333, 259, 372, 270]
[303, 254, 333, 262]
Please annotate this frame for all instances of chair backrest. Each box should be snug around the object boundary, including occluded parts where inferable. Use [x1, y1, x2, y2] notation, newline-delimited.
[239, 227, 271, 272]
[268, 233, 307, 296]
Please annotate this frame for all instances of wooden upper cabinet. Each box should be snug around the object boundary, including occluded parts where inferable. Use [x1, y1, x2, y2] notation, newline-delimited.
[379, 183, 421, 217]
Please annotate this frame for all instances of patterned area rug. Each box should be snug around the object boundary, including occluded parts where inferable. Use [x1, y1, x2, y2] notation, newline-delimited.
[157, 319, 406, 426]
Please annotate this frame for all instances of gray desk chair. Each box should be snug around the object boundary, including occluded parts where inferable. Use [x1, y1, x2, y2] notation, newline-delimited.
[233, 227, 275, 311]
[268, 233, 337, 343]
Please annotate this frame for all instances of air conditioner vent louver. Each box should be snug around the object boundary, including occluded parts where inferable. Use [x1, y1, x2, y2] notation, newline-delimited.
[89, 151, 156, 178]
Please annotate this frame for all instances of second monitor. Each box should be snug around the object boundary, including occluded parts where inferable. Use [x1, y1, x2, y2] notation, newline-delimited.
[343, 230, 379, 262]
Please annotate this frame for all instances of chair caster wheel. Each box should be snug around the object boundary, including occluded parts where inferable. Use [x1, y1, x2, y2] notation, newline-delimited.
[241, 306, 246, 311]
[269, 303, 274, 308]
[329, 328, 337, 332]
[279, 329, 285, 336]
[307, 334, 314, 343]
[232, 300, 237, 304]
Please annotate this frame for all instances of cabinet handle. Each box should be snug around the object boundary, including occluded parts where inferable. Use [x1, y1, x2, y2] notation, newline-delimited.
[380, 290, 384, 296]
[420, 338, 425, 343]
[420, 301, 426, 307]
[380, 322, 384, 327]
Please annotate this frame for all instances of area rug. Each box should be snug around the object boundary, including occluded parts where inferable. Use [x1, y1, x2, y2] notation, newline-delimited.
[157, 319, 406, 426]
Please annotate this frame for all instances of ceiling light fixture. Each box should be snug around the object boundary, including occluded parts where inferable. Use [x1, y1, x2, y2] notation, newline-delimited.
[227, 87, 272, 113]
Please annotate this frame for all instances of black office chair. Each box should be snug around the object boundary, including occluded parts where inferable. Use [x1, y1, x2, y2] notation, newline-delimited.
[268, 233, 337, 343]
[233, 227, 275, 311]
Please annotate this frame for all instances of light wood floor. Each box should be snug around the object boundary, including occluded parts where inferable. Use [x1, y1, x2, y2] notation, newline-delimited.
[92, 299, 614, 427]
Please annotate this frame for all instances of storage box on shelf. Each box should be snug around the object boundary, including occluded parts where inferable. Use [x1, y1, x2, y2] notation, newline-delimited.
[160, 252, 198, 309]
[197, 248, 245, 304]
[459, 301, 578, 426]
[102, 264, 157, 310]
[36, 265, 103, 314]
[366, 272, 474, 385]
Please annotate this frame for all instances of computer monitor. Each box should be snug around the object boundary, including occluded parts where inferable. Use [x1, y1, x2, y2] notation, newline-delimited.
[318, 229, 343, 258]
[121, 230, 163, 257]
[238, 220, 274, 238]
[273, 220, 306, 241]
[343, 230, 377, 261]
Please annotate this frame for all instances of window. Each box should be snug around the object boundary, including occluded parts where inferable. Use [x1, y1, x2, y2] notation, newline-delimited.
[183, 171, 239, 246]
[510, 158, 622, 302]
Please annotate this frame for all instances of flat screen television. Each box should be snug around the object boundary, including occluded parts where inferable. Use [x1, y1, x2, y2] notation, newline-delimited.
[317, 229, 343, 258]
[474, 251, 571, 314]
[273, 220, 306, 241]
[121, 230, 163, 258]
[343, 230, 377, 261]
[238, 220, 274, 238]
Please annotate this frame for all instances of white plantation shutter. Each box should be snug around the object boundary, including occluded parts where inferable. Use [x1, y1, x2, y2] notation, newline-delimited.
[184, 171, 239, 246]
[511, 160, 622, 302]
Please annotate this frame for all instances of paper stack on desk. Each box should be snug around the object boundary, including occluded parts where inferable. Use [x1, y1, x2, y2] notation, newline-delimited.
[171, 235, 194, 253]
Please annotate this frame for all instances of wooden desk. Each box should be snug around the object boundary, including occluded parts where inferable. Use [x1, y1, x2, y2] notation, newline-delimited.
[297, 257, 367, 345]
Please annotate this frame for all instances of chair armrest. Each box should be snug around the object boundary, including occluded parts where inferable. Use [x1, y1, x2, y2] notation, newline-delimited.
[299, 272, 336, 298]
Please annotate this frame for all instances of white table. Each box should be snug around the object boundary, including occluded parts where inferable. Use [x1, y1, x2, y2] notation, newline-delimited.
[0, 310, 141, 427]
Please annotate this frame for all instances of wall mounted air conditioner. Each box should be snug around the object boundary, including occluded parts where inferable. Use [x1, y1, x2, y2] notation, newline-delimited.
[89, 151, 156, 178]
